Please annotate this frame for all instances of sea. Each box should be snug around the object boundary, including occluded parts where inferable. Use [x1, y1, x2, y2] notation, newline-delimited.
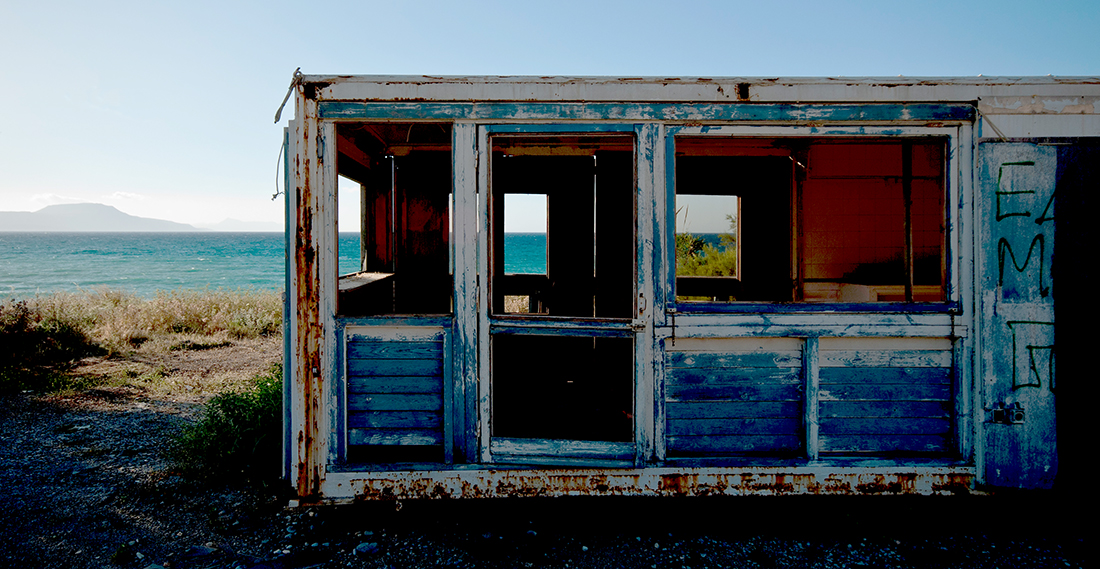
[0, 232, 549, 299]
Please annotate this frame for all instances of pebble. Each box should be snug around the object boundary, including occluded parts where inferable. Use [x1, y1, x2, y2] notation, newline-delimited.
[355, 542, 381, 555]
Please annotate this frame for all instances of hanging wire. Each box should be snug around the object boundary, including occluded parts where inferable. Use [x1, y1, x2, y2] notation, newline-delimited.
[272, 140, 284, 201]
[274, 67, 302, 124]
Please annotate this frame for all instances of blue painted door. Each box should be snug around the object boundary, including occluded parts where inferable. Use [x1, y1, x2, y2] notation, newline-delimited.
[978, 142, 1057, 489]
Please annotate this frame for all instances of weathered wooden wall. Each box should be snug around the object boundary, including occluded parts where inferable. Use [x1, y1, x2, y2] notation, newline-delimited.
[281, 75, 1097, 500]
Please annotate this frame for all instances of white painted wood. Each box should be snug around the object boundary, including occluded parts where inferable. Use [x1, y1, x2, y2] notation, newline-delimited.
[285, 118, 300, 482]
[476, 125, 492, 464]
[652, 123, 669, 328]
[954, 338, 971, 459]
[452, 121, 479, 463]
[665, 324, 966, 339]
[668, 125, 960, 139]
[818, 337, 954, 351]
[979, 114, 1100, 138]
[947, 125, 964, 306]
[957, 121, 980, 472]
[635, 122, 658, 467]
[818, 350, 953, 368]
[308, 75, 1099, 106]
[668, 337, 804, 353]
[442, 331, 453, 464]
[669, 313, 959, 328]
[320, 121, 339, 469]
[492, 438, 634, 459]
[346, 326, 446, 342]
[654, 335, 667, 463]
[804, 337, 820, 461]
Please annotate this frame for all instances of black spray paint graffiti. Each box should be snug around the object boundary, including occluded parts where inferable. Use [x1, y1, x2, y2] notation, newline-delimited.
[995, 160, 1055, 391]
[998, 234, 1049, 297]
[995, 161, 1054, 297]
[1006, 321, 1055, 391]
[995, 161, 1056, 224]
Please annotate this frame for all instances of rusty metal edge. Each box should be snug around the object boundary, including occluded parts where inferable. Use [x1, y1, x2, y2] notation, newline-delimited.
[301, 466, 975, 504]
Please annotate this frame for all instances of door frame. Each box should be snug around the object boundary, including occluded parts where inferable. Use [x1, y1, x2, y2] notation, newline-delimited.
[474, 123, 660, 466]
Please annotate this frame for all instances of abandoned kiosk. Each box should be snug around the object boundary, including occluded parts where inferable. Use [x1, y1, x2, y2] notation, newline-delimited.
[279, 75, 1095, 502]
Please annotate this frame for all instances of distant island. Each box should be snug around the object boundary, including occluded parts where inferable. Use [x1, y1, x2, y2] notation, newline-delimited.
[0, 203, 280, 232]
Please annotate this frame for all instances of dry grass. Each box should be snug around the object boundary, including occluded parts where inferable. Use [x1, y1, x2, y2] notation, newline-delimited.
[26, 288, 282, 355]
[68, 335, 282, 399]
[2, 288, 283, 394]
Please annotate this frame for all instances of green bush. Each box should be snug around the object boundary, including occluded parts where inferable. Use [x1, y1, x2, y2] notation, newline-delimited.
[173, 364, 283, 486]
[0, 298, 102, 391]
[676, 214, 739, 278]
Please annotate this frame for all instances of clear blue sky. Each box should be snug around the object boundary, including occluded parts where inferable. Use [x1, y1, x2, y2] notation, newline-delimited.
[2, 0, 1097, 228]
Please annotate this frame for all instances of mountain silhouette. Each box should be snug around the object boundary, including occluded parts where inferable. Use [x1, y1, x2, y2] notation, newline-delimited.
[0, 203, 204, 232]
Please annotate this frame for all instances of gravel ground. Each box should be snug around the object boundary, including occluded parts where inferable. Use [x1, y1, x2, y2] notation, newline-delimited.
[0, 340, 1090, 569]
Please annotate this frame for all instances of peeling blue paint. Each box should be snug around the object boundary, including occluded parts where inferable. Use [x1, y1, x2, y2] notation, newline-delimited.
[319, 102, 975, 123]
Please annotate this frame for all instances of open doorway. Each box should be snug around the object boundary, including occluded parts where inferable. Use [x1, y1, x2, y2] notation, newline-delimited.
[487, 132, 638, 451]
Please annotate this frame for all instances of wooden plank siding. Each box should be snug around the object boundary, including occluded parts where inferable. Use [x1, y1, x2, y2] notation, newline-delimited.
[346, 335, 447, 449]
[665, 338, 804, 456]
[818, 338, 954, 455]
[664, 337, 955, 459]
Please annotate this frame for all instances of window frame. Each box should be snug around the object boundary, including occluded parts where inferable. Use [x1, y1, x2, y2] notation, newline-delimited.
[477, 122, 654, 466]
[664, 125, 962, 315]
[331, 120, 457, 318]
[484, 123, 642, 323]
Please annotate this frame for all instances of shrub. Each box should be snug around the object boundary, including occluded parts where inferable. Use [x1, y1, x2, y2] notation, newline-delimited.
[0, 298, 102, 391]
[173, 364, 283, 486]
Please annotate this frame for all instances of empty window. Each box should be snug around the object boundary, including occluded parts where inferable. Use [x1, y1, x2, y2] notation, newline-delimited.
[492, 334, 633, 442]
[490, 134, 636, 318]
[674, 138, 946, 304]
[334, 123, 453, 316]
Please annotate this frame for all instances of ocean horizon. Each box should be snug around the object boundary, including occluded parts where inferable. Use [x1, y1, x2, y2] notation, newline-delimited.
[0, 232, 551, 299]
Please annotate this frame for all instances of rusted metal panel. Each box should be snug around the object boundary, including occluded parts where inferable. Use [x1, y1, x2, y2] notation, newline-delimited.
[291, 90, 330, 498]
[315, 466, 974, 502]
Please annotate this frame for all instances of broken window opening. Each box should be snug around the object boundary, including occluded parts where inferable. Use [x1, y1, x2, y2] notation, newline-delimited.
[674, 137, 946, 304]
[492, 334, 634, 442]
[490, 134, 636, 318]
[335, 122, 454, 316]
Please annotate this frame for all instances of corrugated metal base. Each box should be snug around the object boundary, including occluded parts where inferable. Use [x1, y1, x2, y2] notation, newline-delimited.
[311, 466, 975, 503]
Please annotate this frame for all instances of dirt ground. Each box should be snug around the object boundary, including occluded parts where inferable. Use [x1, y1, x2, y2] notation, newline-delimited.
[0, 339, 1090, 569]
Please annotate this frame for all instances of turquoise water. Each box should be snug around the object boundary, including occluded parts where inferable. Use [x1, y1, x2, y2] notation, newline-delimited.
[503, 232, 546, 274]
[1, 232, 549, 298]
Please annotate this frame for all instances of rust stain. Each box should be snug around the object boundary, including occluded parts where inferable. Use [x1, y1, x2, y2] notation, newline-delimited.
[293, 104, 324, 499]
[314, 469, 976, 503]
[658, 473, 697, 496]
[303, 81, 333, 99]
[931, 474, 973, 495]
